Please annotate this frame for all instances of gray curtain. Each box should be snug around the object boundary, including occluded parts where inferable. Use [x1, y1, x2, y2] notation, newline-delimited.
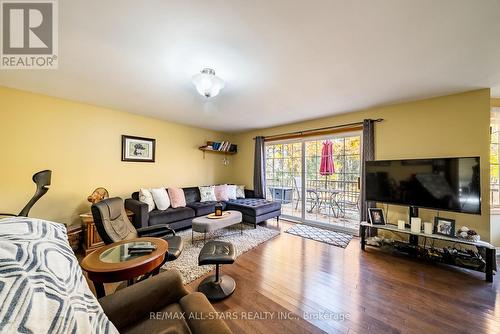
[253, 136, 266, 198]
[360, 119, 376, 223]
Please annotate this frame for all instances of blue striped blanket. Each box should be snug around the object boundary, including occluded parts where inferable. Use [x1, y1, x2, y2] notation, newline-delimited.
[0, 217, 118, 333]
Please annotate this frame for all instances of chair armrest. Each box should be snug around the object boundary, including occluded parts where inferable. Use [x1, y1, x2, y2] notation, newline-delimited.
[137, 224, 176, 237]
[179, 292, 232, 334]
[99, 269, 189, 331]
[124, 198, 149, 229]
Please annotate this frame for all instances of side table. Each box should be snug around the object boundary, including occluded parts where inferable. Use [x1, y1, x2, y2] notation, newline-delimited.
[80, 237, 168, 298]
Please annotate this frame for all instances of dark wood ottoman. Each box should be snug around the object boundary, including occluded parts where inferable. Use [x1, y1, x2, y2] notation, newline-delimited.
[198, 241, 236, 300]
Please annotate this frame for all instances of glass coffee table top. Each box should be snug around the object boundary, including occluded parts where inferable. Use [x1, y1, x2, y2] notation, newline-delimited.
[99, 241, 156, 263]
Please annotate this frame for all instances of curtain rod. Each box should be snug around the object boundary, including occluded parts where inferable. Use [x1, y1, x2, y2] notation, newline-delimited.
[253, 118, 383, 140]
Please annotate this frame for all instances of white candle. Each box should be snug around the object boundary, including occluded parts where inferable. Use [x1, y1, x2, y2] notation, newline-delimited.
[411, 217, 422, 233]
[423, 222, 433, 234]
[397, 220, 406, 230]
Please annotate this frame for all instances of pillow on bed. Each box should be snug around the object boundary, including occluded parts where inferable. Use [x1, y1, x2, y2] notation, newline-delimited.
[199, 185, 217, 202]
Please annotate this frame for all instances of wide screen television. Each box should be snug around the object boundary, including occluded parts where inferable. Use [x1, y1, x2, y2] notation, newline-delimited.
[365, 157, 481, 214]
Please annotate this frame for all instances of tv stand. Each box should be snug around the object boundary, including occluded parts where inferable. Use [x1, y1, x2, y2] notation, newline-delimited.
[360, 222, 496, 282]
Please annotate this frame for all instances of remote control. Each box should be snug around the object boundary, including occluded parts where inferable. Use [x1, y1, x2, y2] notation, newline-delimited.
[128, 245, 156, 251]
[128, 249, 154, 255]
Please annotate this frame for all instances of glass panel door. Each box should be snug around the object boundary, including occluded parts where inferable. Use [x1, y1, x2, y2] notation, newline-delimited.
[265, 142, 302, 220]
[304, 135, 361, 233]
[265, 132, 361, 234]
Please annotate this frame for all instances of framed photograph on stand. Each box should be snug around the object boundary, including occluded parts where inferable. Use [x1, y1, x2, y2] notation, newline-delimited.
[368, 208, 386, 225]
[434, 217, 455, 236]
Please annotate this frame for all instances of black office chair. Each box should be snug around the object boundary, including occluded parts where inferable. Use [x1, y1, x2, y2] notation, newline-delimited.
[91, 197, 183, 262]
[1, 170, 52, 217]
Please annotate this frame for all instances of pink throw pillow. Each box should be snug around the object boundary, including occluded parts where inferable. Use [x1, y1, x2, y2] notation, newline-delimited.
[168, 188, 186, 208]
[214, 184, 229, 201]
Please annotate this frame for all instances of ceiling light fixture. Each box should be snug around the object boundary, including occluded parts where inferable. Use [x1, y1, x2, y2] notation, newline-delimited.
[192, 68, 225, 98]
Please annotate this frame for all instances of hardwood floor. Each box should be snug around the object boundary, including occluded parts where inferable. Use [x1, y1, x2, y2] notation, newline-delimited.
[185, 220, 499, 334]
[84, 219, 499, 334]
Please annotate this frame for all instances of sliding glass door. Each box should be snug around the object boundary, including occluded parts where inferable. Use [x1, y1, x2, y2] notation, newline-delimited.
[265, 132, 361, 233]
[265, 142, 303, 220]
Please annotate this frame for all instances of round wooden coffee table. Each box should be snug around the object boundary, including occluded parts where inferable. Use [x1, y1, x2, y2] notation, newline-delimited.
[81, 237, 168, 298]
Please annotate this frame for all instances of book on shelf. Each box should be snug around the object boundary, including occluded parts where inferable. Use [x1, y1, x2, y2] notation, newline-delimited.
[202, 141, 237, 153]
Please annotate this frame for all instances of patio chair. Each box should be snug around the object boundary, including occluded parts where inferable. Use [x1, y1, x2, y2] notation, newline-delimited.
[338, 191, 360, 218]
[292, 177, 319, 212]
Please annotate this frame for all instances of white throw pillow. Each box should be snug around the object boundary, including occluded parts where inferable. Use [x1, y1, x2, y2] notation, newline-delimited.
[150, 188, 170, 210]
[199, 186, 217, 202]
[226, 185, 237, 200]
[139, 188, 155, 212]
[236, 185, 245, 198]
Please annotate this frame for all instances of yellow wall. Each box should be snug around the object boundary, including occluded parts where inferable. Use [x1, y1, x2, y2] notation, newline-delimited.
[1, 86, 494, 244]
[0, 86, 232, 226]
[229, 89, 493, 243]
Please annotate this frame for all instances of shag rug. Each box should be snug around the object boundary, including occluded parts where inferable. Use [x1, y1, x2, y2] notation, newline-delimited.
[162, 224, 280, 284]
[286, 224, 353, 248]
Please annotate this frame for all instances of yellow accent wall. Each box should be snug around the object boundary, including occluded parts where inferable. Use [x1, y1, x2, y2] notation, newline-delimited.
[0, 86, 231, 226]
[228, 89, 493, 243]
[1, 86, 494, 244]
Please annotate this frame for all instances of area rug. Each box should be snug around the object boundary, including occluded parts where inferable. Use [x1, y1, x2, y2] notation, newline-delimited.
[285, 224, 353, 248]
[162, 225, 280, 284]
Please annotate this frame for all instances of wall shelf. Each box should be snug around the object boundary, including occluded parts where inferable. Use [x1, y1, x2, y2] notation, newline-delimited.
[199, 147, 237, 155]
[199, 141, 237, 158]
[198, 141, 238, 161]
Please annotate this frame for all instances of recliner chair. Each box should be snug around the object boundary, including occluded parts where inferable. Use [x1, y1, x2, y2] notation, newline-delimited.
[99, 269, 232, 333]
[91, 197, 183, 262]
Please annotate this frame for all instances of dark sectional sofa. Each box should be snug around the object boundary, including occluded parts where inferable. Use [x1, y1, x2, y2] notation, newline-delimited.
[125, 187, 281, 230]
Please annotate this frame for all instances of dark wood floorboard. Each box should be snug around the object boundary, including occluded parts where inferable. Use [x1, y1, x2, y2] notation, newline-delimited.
[83, 220, 500, 334]
[186, 220, 500, 334]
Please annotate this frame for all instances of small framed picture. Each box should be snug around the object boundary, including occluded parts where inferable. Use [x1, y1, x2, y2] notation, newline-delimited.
[368, 208, 386, 225]
[434, 217, 455, 236]
[121, 135, 156, 162]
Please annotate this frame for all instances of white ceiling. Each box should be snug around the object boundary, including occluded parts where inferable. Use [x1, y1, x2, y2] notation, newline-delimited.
[2, 0, 500, 132]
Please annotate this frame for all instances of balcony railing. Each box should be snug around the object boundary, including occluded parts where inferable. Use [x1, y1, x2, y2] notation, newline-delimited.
[266, 177, 360, 221]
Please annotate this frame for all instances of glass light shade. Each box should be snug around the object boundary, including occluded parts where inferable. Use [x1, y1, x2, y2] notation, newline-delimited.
[192, 68, 225, 98]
